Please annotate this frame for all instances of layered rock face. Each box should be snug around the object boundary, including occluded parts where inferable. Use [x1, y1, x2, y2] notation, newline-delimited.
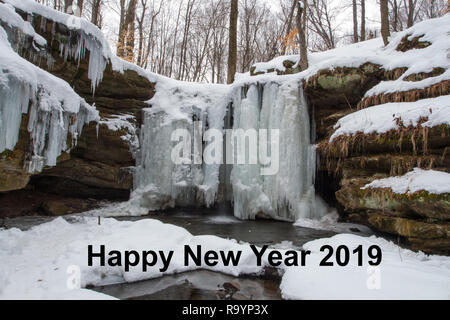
[0, 3, 155, 216]
[303, 57, 449, 255]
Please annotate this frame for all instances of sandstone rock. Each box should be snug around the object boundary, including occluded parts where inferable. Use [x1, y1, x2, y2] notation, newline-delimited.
[41, 199, 95, 216]
[368, 214, 449, 239]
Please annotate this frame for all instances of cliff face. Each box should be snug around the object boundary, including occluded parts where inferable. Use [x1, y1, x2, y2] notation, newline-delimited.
[0, 2, 155, 216]
[249, 16, 450, 255]
[302, 48, 449, 255]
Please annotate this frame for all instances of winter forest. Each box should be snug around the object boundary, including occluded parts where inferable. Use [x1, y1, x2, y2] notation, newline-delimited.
[35, 0, 449, 83]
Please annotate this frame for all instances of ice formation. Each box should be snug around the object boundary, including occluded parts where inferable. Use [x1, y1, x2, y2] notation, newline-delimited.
[1, 0, 328, 222]
[0, 5, 98, 173]
[230, 81, 325, 221]
[128, 79, 327, 222]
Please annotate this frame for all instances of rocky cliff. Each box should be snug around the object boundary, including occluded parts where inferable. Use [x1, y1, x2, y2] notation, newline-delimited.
[0, 1, 154, 216]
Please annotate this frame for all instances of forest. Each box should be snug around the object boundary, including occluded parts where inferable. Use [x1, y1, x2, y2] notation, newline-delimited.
[35, 0, 449, 83]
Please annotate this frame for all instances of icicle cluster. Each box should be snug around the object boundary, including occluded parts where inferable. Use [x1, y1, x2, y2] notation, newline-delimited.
[58, 32, 107, 94]
[132, 82, 229, 211]
[0, 71, 98, 173]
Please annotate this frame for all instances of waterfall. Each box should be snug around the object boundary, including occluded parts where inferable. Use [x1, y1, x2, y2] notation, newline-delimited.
[131, 82, 230, 212]
[230, 80, 324, 221]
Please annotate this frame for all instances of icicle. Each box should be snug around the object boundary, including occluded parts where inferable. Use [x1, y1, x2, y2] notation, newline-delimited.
[230, 80, 324, 222]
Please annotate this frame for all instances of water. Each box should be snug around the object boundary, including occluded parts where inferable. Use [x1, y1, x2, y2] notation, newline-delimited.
[92, 270, 282, 300]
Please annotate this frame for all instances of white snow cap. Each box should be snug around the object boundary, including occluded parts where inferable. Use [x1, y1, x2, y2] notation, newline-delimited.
[362, 168, 450, 195]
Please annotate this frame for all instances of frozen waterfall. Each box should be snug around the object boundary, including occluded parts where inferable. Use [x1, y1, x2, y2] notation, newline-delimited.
[131, 81, 230, 212]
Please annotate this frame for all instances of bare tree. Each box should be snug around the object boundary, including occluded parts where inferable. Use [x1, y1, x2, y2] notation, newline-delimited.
[91, 0, 102, 27]
[352, 0, 358, 43]
[308, 0, 337, 51]
[117, 0, 137, 62]
[360, 0, 366, 41]
[380, 0, 390, 46]
[296, 0, 308, 70]
[227, 0, 238, 84]
[64, 0, 73, 12]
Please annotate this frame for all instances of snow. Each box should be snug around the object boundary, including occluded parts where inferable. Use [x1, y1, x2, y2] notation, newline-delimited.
[281, 233, 450, 300]
[0, 217, 448, 300]
[294, 211, 373, 234]
[362, 168, 450, 195]
[0, 11, 98, 172]
[0, 2, 46, 47]
[0, 217, 263, 299]
[330, 95, 450, 141]
[243, 13, 450, 96]
[131, 80, 232, 211]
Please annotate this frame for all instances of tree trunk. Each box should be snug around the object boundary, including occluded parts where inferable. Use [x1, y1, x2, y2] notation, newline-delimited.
[380, 0, 390, 46]
[77, 0, 84, 15]
[360, 0, 365, 41]
[406, 0, 414, 28]
[64, 0, 73, 12]
[91, 0, 101, 27]
[117, 0, 137, 61]
[227, 0, 238, 84]
[296, 0, 308, 71]
[281, 0, 297, 55]
[352, 0, 358, 43]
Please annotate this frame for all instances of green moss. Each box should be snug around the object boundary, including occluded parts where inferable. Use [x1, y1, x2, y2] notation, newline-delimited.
[0, 149, 13, 159]
[317, 74, 361, 90]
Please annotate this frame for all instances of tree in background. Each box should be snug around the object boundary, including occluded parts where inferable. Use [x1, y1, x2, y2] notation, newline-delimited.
[33, 0, 449, 83]
[360, 0, 365, 41]
[352, 0, 358, 43]
[90, 0, 101, 27]
[227, 0, 238, 84]
[380, 0, 390, 45]
[296, 0, 308, 71]
[117, 0, 137, 62]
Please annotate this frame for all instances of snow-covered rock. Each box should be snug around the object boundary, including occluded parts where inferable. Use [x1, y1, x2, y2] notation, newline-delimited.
[362, 168, 450, 195]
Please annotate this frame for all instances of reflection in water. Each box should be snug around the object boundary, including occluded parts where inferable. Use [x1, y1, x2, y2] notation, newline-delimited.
[92, 270, 282, 300]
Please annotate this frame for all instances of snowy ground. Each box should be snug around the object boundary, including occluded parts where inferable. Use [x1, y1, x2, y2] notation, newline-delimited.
[0, 217, 448, 300]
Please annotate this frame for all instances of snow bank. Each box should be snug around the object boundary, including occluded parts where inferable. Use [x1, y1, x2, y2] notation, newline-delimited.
[330, 95, 450, 141]
[362, 168, 450, 195]
[0, 217, 262, 299]
[281, 233, 450, 300]
[0, 5, 98, 173]
[0, 2, 46, 46]
[1, 217, 448, 300]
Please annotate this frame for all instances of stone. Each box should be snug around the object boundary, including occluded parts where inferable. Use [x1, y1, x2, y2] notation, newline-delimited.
[368, 214, 449, 240]
[223, 281, 240, 292]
